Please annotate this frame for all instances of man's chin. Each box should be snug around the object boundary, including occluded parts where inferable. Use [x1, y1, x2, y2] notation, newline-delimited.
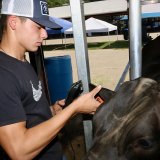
[27, 47, 39, 53]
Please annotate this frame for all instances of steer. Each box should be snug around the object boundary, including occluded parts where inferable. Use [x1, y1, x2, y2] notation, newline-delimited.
[84, 77, 160, 160]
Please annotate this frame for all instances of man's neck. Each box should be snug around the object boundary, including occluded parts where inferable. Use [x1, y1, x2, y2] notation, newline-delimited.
[0, 40, 26, 61]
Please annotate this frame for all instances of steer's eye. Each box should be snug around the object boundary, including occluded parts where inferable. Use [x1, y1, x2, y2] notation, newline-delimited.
[138, 138, 153, 149]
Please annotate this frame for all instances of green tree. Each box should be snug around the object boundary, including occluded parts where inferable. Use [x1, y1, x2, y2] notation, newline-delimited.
[47, 0, 101, 8]
[48, 0, 69, 7]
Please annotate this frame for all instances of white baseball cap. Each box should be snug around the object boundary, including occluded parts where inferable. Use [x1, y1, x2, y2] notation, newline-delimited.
[1, 0, 62, 29]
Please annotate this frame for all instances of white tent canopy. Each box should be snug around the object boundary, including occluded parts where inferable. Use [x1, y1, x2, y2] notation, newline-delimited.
[64, 17, 118, 35]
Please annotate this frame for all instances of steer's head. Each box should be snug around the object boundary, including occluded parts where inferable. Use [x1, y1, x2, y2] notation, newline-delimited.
[85, 77, 160, 160]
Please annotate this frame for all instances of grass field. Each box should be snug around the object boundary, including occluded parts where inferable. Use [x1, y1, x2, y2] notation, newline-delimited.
[43, 40, 129, 51]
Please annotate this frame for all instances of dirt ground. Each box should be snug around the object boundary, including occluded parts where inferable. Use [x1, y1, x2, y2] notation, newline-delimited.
[44, 48, 129, 90]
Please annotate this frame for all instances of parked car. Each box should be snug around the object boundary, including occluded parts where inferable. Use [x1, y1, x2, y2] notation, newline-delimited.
[122, 25, 152, 43]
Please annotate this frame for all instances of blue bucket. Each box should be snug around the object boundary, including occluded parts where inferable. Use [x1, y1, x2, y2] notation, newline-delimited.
[44, 55, 73, 104]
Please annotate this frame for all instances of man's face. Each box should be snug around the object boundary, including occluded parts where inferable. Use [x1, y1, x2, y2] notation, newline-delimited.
[15, 17, 48, 52]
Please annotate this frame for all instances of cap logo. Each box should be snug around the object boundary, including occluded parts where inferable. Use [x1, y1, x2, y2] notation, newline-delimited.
[40, 1, 49, 15]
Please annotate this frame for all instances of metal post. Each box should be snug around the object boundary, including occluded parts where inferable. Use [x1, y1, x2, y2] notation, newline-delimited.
[69, 0, 92, 151]
[29, 46, 51, 105]
[128, 0, 142, 80]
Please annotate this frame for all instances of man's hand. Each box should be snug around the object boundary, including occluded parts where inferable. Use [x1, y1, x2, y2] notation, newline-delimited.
[50, 100, 65, 115]
[71, 85, 102, 115]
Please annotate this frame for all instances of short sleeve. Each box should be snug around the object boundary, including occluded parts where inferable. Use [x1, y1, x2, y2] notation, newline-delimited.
[0, 69, 26, 126]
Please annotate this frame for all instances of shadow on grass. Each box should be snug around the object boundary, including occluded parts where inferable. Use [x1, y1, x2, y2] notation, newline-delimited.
[43, 40, 129, 51]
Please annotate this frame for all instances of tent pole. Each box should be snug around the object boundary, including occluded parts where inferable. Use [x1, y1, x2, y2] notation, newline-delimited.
[64, 34, 67, 48]
[108, 31, 110, 46]
[61, 33, 64, 45]
[116, 30, 118, 41]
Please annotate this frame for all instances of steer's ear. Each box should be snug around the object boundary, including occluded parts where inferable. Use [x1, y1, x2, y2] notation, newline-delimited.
[89, 83, 115, 103]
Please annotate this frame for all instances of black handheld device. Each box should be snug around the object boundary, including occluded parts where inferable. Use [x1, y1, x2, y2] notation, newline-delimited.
[64, 80, 83, 107]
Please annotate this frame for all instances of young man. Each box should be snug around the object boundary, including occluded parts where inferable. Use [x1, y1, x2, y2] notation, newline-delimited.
[0, 0, 102, 159]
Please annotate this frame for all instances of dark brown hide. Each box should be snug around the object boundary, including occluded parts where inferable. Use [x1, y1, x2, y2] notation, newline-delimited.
[84, 78, 160, 160]
[142, 36, 160, 82]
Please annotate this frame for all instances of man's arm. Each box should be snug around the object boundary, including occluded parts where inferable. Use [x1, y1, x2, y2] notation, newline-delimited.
[0, 85, 101, 160]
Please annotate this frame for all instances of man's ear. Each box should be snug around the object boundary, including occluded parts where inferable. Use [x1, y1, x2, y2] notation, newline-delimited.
[8, 16, 17, 30]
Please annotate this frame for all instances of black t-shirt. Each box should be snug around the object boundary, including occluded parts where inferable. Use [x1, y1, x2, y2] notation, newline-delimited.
[0, 51, 62, 160]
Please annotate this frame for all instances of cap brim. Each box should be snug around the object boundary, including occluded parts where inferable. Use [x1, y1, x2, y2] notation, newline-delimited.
[31, 18, 62, 30]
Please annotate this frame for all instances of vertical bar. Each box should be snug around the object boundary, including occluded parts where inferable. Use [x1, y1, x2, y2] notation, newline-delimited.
[128, 0, 142, 80]
[114, 62, 130, 91]
[29, 46, 51, 105]
[69, 0, 92, 151]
